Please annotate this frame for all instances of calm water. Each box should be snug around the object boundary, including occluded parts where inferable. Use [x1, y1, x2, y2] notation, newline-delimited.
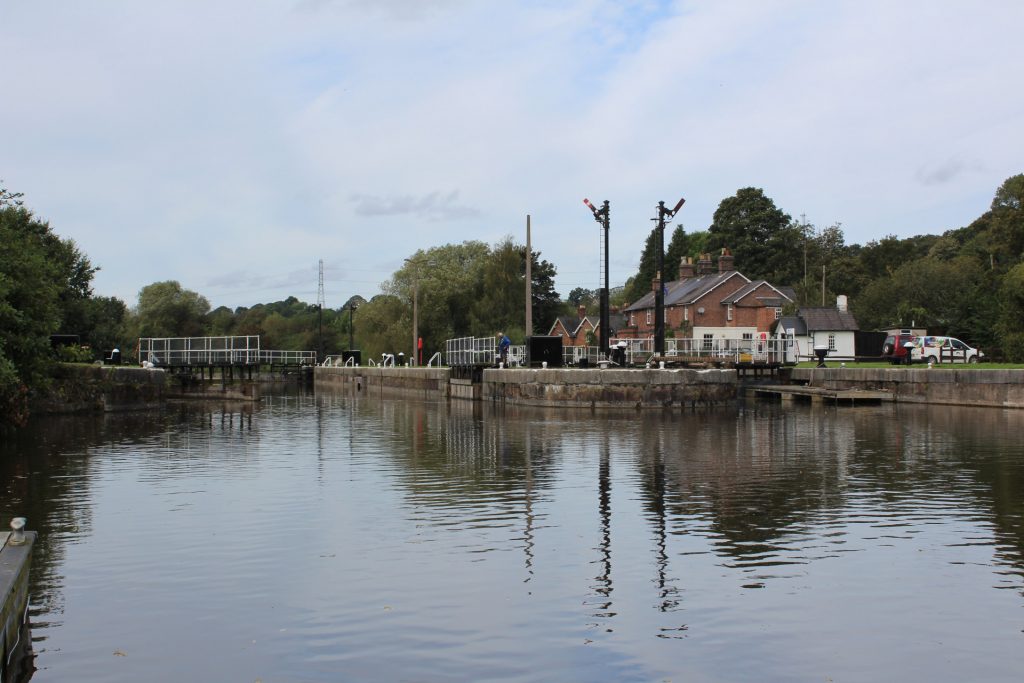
[2, 388, 1024, 682]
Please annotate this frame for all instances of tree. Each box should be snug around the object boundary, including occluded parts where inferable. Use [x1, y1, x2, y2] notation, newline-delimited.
[567, 287, 596, 308]
[1, 206, 64, 424]
[133, 281, 211, 337]
[706, 187, 799, 282]
[624, 228, 658, 304]
[997, 262, 1024, 361]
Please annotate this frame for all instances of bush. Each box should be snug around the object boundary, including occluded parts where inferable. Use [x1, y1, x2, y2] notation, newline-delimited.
[1000, 333, 1024, 363]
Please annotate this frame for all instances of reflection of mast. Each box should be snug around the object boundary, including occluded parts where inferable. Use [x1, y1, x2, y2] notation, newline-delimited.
[523, 420, 534, 585]
[590, 434, 615, 623]
[652, 450, 679, 612]
[316, 398, 324, 484]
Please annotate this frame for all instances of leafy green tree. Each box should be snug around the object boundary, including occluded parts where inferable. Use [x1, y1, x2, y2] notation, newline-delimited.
[624, 228, 657, 304]
[567, 287, 596, 308]
[1, 206, 63, 424]
[133, 281, 211, 337]
[997, 262, 1024, 361]
[706, 187, 799, 282]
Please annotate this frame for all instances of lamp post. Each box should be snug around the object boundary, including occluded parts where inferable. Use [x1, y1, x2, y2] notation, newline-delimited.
[403, 258, 419, 366]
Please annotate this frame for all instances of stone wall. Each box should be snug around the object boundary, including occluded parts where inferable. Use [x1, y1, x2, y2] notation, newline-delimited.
[316, 366, 450, 401]
[483, 367, 737, 408]
[30, 364, 168, 414]
[315, 365, 738, 408]
[790, 367, 1024, 409]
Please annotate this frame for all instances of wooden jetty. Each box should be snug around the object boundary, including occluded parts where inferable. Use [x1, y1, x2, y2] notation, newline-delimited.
[1, 518, 35, 682]
[748, 384, 894, 405]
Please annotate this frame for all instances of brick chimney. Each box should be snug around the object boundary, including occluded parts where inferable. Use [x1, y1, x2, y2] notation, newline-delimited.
[577, 304, 586, 318]
[697, 253, 713, 275]
[651, 270, 662, 292]
[678, 257, 696, 279]
[718, 247, 735, 273]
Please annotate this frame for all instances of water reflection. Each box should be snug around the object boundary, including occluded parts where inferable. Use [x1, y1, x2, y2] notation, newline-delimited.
[1, 393, 1023, 682]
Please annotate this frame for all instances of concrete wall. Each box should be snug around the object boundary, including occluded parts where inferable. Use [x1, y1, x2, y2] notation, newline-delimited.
[316, 366, 451, 401]
[31, 364, 168, 414]
[483, 367, 737, 408]
[315, 365, 738, 408]
[790, 367, 1024, 409]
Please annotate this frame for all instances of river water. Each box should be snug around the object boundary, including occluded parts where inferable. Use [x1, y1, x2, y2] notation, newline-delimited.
[2, 387, 1023, 682]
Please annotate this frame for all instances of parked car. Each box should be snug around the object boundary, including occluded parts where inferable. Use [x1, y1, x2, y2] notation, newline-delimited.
[913, 336, 983, 364]
[881, 332, 918, 365]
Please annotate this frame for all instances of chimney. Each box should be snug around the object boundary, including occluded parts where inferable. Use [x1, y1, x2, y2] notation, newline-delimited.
[718, 247, 734, 273]
[836, 295, 848, 312]
[577, 304, 586, 318]
[651, 270, 662, 292]
[697, 253, 713, 275]
[678, 256, 696, 279]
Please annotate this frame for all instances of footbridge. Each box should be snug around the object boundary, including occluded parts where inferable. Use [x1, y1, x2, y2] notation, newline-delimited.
[137, 336, 316, 378]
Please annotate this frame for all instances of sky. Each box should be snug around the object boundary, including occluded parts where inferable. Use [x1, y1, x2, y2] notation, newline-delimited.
[3, 0, 1023, 311]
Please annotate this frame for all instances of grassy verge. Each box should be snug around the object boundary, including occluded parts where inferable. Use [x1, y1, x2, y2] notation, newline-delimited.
[794, 361, 1024, 369]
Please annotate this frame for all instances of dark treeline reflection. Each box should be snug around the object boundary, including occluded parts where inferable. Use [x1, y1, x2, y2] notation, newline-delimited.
[327, 395, 1024, 593]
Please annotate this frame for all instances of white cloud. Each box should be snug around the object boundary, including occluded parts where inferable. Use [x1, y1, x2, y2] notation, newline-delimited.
[3, 0, 1023, 308]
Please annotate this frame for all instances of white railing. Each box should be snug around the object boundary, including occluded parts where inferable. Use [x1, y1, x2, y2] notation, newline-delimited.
[138, 336, 260, 366]
[427, 351, 443, 367]
[138, 337, 317, 367]
[260, 350, 318, 365]
[607, 336, 793, 365]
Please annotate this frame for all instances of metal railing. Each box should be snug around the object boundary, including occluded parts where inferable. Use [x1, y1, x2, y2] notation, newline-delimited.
[138, 337, 316, 367]
[445, 336, 525, 367]
[607, 336, 794, 365]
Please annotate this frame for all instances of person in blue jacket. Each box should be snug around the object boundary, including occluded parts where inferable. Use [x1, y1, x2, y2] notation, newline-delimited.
[497, 332, 511, 366]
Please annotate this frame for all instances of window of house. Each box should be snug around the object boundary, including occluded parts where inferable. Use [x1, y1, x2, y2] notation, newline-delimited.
[646, 309, 652, 325]
[774, 308, 782, 320]
[727, 304, 733, 321]
[702, 334, 713, 351]
[684, 306, 688, 321]
[742, 332, 753, 341]
[630, 313, 635, 327]
[828, 334, 836, 351]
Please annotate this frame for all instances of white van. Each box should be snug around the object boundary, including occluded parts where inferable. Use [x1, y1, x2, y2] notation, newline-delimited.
[912, 336, 983, 364]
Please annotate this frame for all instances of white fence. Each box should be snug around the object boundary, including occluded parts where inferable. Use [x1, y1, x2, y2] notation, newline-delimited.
[138, 337, 316, 366]
[445, 336, 525, 367]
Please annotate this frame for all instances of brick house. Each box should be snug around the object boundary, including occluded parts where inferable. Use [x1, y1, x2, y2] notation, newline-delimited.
[621, 250, 793, 343]
[548, 305, 600, 346]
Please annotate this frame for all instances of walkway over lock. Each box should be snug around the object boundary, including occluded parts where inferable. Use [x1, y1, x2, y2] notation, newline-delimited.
[137, 336, 317, 369]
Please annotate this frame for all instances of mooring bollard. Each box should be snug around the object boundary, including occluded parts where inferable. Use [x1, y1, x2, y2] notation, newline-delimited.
[9, 517, 27, 545]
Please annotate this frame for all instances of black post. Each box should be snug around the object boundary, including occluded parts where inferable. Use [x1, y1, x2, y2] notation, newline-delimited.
[600, 200, 610, 355]
[318, 304, 323, 361]
[348, 303, 355, 350]
[654, 201, 666, 356]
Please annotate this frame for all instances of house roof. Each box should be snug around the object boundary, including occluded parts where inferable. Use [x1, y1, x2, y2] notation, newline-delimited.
[625, 271, 750, 312]
[797, 307, 859, 332]
[550, 315, 600, 337]
[720, 280, 794, 305]
[776, 315, 808, 336]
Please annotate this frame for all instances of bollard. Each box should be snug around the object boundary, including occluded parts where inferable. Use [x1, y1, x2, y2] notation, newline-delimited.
[542, 361, 548, 369]
[659, 361, 665, 370]
[9, 517, 27, 545]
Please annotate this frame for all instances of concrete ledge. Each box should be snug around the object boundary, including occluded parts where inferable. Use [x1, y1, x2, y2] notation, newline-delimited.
[483, 367, 737, 408]
[790, 367, 1024, 409]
